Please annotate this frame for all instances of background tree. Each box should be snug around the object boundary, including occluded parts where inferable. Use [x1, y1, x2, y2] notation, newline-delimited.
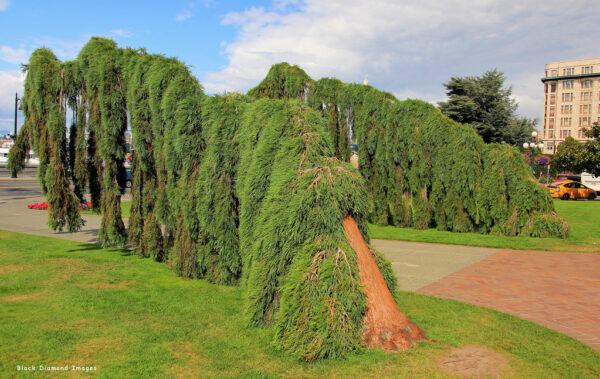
[555, 123, 600, 176]
[438, 69, 534, 145]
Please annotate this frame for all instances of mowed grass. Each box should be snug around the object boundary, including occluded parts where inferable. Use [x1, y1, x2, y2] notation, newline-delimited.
[1, 230, 598, 378]
[370, 200, 600, 252]
[81, 201, 131, 219]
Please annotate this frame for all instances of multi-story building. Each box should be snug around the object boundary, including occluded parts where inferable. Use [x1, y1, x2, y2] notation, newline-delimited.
[541, 58, 600, 154]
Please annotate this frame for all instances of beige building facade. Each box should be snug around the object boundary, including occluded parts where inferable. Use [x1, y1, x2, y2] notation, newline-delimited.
[541, 57, 600, 154]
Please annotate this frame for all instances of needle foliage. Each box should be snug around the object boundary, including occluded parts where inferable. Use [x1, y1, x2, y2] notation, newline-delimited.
[10, 40, 568, 362]
[248, 63, 568, 238]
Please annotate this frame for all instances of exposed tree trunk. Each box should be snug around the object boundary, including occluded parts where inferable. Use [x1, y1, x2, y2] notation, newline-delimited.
[342, 215, 425, 350]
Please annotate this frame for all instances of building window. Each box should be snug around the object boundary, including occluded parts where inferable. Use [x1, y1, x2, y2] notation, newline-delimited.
[563, 67, 575, 75]
[581, 91, 592, 101]
[561, 93, 573, 102]
[582, 66, 593, 74]
[560, 129, 571, 138]
[560, 117, 572, 127]
[550, 94, 556, 104]
[551, 83, 556, 92]
[548, 130, 554, 138]
[549, 106, 555, 117]
[580, 104, 592, 114]
[548, 118, 555, 129]
[547, 141, 554, 150]
[551, 69, 558, 76]
[561, 105, 572, 114]
[582, 79, 593, 88]
[562, 79, 575, 89]
[579, 117, 591, 127]
[578, 129, 586, 138]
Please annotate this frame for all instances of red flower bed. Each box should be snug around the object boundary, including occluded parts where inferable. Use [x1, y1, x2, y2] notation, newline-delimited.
[28, 201, 92, 211]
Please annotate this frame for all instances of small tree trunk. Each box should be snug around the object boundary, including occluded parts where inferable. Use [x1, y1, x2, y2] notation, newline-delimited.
[342, 215, 425, 350]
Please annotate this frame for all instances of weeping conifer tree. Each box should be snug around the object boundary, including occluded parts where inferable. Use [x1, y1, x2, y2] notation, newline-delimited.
[14, 48, 83, 231]
[247, 63, 569, 238]
[7, 120, 31, 176]
[11, 39, 572, 362]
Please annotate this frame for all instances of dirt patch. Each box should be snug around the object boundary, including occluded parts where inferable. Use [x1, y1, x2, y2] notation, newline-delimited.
[0, 265, 30, 274]
[2, 292, 45, 302]
[75, 281, 132, 290]
[44, 258, 104, 285]
[167, 342, 207, 378]
[437, 345, 509, 378]
[74, 336, 122, 361]
[342, 215, 425, 350]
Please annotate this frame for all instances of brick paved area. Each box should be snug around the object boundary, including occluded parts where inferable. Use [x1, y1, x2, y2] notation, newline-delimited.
[418, 250, 600, 351]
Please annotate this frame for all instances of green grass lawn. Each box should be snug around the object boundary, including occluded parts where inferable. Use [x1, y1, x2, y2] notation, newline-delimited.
[370, 200, 600, 252]
[1, 230, 598, 377]
[81, 201, 131, 219]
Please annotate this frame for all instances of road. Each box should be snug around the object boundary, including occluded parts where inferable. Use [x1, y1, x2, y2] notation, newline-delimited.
[0, 166, 41, 197]
[0, 165, 38, 178]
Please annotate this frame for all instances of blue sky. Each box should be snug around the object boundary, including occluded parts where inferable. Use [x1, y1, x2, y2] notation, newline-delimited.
[1, 0, 600, 134]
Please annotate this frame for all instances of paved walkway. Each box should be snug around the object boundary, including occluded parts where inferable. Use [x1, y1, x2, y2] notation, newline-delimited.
[417, 249, 600, 352]
[0, 195, 103, 243]
[371, 239, 500, 291]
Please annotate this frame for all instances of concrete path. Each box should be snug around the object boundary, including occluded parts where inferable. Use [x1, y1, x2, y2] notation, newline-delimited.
[0, 194, 103, 244]
[371, 239, 500, 291]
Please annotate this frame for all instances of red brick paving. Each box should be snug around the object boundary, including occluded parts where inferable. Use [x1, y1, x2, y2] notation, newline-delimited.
[417, 249, 600, 351]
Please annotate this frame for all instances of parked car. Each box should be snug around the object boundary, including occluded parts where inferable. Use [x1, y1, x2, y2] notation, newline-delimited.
[126, 169, 132, 188]
[547, 180, 596, 200]
[581, 172, 600, 195]
[554, 173, 581, 183]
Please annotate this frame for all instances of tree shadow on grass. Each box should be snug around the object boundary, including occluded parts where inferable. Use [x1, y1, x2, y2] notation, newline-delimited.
[66, 242, 133, 256]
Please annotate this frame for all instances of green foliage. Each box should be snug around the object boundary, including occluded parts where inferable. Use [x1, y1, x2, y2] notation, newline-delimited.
[247, 62, 311, 101]
[248, 64, 568, 239]
[16, 40, 569, 362]
[7, 119, 30, 175]
[17, 48, 83, 231]
[438, 69, 534, 145]
[194, 95, 244, 284]
[479, 144, 568, 238]
[236, 100, 369, 359]
[555, 123, 600, 176]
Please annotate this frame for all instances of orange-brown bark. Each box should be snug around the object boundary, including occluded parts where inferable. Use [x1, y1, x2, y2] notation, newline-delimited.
[342, 215, 425, 350]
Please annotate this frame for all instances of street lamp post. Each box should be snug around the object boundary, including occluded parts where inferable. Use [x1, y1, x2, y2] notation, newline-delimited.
[10, 93, 21, 178]
[13, 93, 20, 138]
[523, 131, 544, 173]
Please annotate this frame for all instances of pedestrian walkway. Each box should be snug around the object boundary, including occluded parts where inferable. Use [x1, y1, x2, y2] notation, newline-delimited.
[417, 249, 600, 352]
[0, 195, 102, 244]
[371, 239, 500, 291]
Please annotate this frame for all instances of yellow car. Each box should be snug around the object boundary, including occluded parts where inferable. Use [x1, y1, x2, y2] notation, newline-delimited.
[547, 180, 597, 200]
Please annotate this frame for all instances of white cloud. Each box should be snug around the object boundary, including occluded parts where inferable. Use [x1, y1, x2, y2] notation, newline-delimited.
[203, 0, 600, 123]
[0, 46, 29, 65]
[31, 36, 88, 61]
[508, 71, 545, 124]
[109, 29, 133, 38]
[393, 89, 445, 106]
[0, 71, 25, 133]
[175, 10, 192, 21]
[0, 0, 9, 11]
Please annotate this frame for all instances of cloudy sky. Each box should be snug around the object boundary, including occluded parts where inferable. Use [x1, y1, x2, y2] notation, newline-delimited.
[1, 0, 599, 134]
